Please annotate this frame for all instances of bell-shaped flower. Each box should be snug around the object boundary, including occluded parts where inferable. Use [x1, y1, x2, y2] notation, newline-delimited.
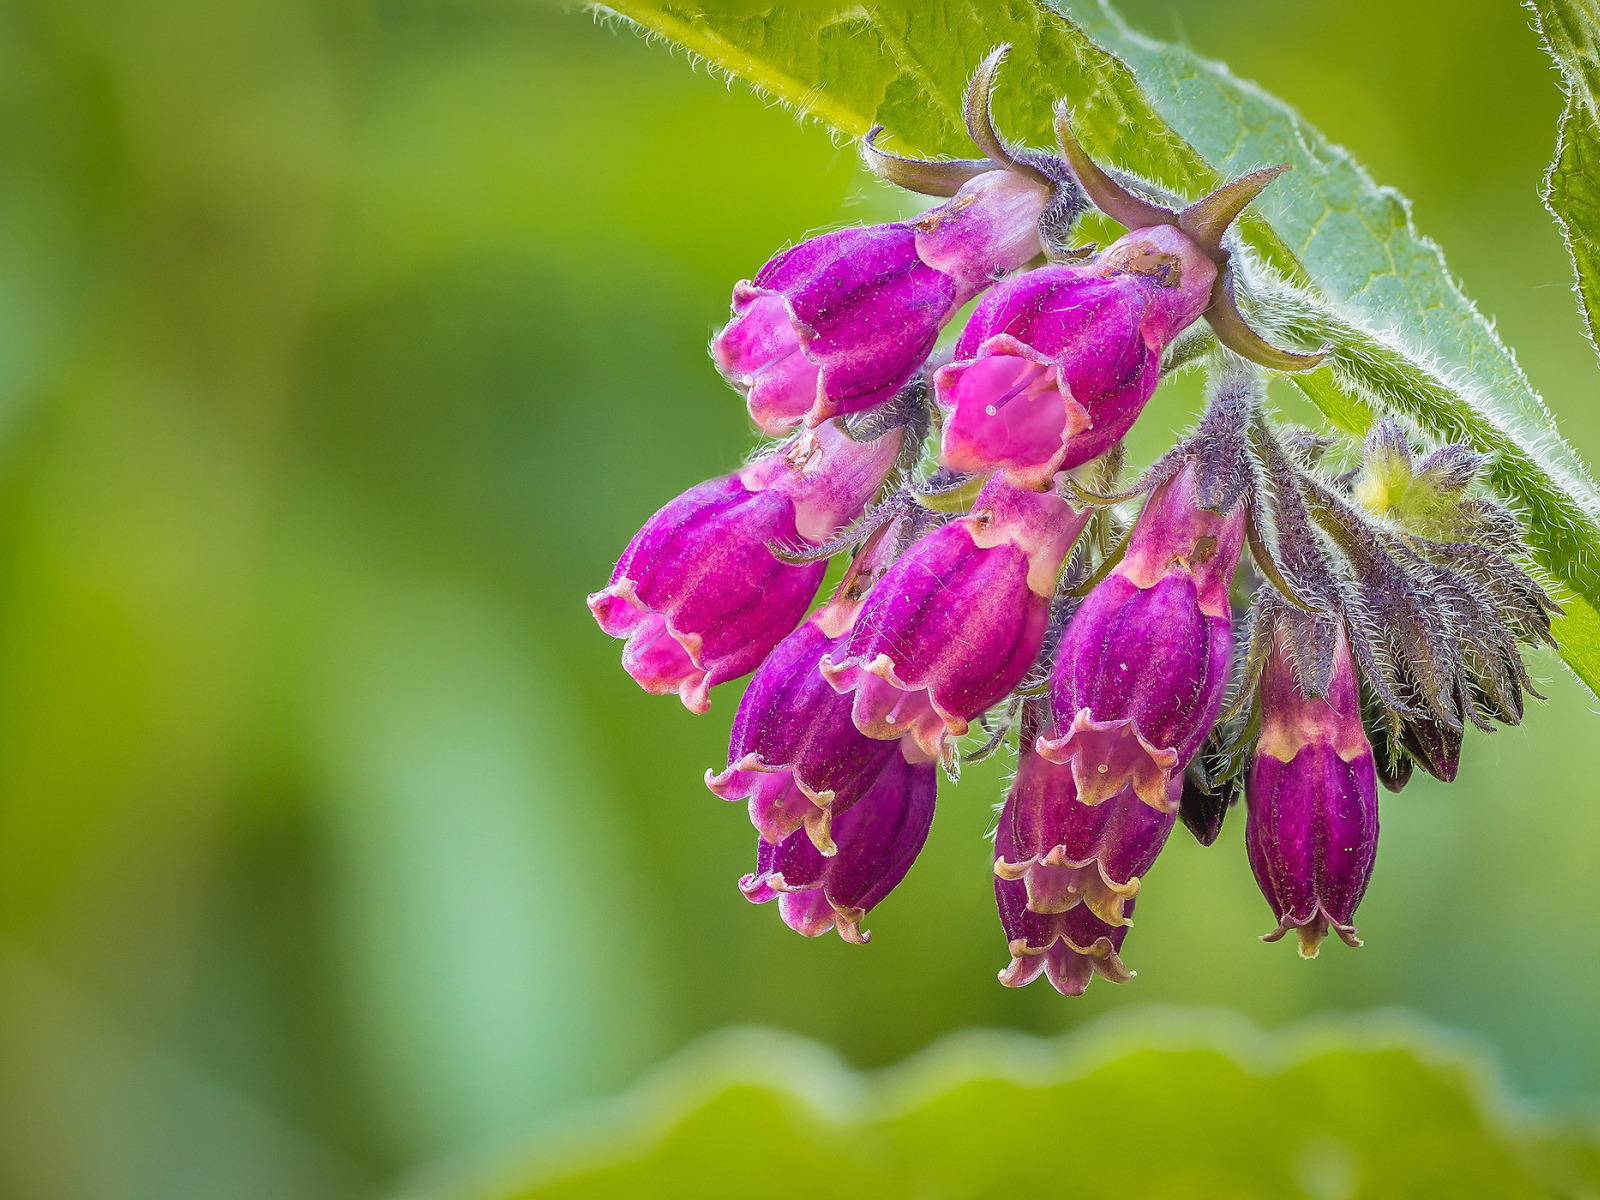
[995, 876, 1134, 996]
[713, 169, 1051, 434]
[1246, 624, 1379, 956]
[994, 707, 1178, 928]
[935, 225, 1218, 488]
[822, 476, 1088, 764]
[739, 748, 937, 944]
[935, 111, 1327, 491]
[706, 527, 908, 853]
[589, 421, 899, 713]
[1041, 464, 1243, 807]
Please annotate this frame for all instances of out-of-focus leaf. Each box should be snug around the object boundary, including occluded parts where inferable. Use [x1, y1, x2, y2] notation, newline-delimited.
[1530, 0, 1600, 363]
[410, 1016, 1600, 1198]
[596, 0, 1600, 695]
[291, 555, 667, 1160]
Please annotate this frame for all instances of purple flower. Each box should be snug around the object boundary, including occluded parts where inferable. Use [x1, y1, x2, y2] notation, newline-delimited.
[822, 476, 1088, 763]
[995, 876, 1134, 995]
[1040, 464, 1244, 807]
[934, 225, 1219, 489]
[706, 596, 896, 855]
[739, 748, 937, 943]
[1246, 625, 1379, 957]
[589, 421, 900, 713]
[714, 170, 1051, 434]
[993, 712, 1178, 928]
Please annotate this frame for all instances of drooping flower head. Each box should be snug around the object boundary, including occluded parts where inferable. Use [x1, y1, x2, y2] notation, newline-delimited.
[588, 420, 900, 712]
[822, 475, 1088, 766]
[1245, 616, 1379, 957]
[1247, 416, 1559, 794]
[586, 47, 1555, 998]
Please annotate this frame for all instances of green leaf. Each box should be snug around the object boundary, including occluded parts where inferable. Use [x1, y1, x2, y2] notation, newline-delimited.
[1530, 0, 1600, 362]
[412, 1017, 1600, 1198]
[595, 0, 1600, 695]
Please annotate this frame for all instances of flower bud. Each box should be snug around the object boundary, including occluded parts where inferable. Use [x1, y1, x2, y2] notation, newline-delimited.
[714, 170, 1051, 434]
[1399, 713, 1462, 784]
[739, 748, 936, 943]
[934, 225, 1219, 489]
[995, 876, 1133, 996]
[993, 728, 1178, 928]
[822, 477, 1088, 763]
[1041, 464, 1243, 807]
[1245, 625, 1379, 957]
[589, 422, 899, 712]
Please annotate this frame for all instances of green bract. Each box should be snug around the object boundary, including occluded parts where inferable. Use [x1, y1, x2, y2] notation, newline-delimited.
[599, 0, 1600, 694]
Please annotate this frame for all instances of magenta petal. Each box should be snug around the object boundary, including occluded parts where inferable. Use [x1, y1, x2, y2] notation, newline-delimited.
[935, 348, 1076, 488]
[995, 745, 1177, 926]
[713, 293, 819, 434]
[592, 429, 897, 712]
[708, 616, 896, 853]
[716, 172, 1051, 432]
[739, 750, 937, 944]
[764, 420, 905, 544]
[1043, 468, 1246, 793]
[825, 533, 1048, 758]
[822, 661, 945, 757]
[776, 889, 846, 939]
[1036, 711, 1178, 809]
[1246, 631, 1379, 956]
[995, 874, 1134, 995]
[589, 475, 824, 712]
[711, 766, 831, 853]
[720, 225, 955, 429]
[936, 269, 1161, 486]
[616, 609, 707, 710]
[823, 479, 1084, 760]
[913, 169, 1050, 293]
[1119, 465, 1249, 617]
[1246, 744, 1378, 955]
[935, 227, 1221, 488]
[1049, 573, 1234, 795]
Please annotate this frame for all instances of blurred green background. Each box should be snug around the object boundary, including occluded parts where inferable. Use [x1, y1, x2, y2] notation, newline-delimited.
[0, 0, 1596, 1195]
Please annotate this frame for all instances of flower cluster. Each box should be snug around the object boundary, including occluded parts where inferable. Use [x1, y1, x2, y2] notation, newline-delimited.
[589, 50, 1557, 992]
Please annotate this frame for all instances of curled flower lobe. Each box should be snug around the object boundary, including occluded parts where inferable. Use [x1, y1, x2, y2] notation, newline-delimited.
[995, 877, 1134, 995]
[739, 748, 937, 943]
